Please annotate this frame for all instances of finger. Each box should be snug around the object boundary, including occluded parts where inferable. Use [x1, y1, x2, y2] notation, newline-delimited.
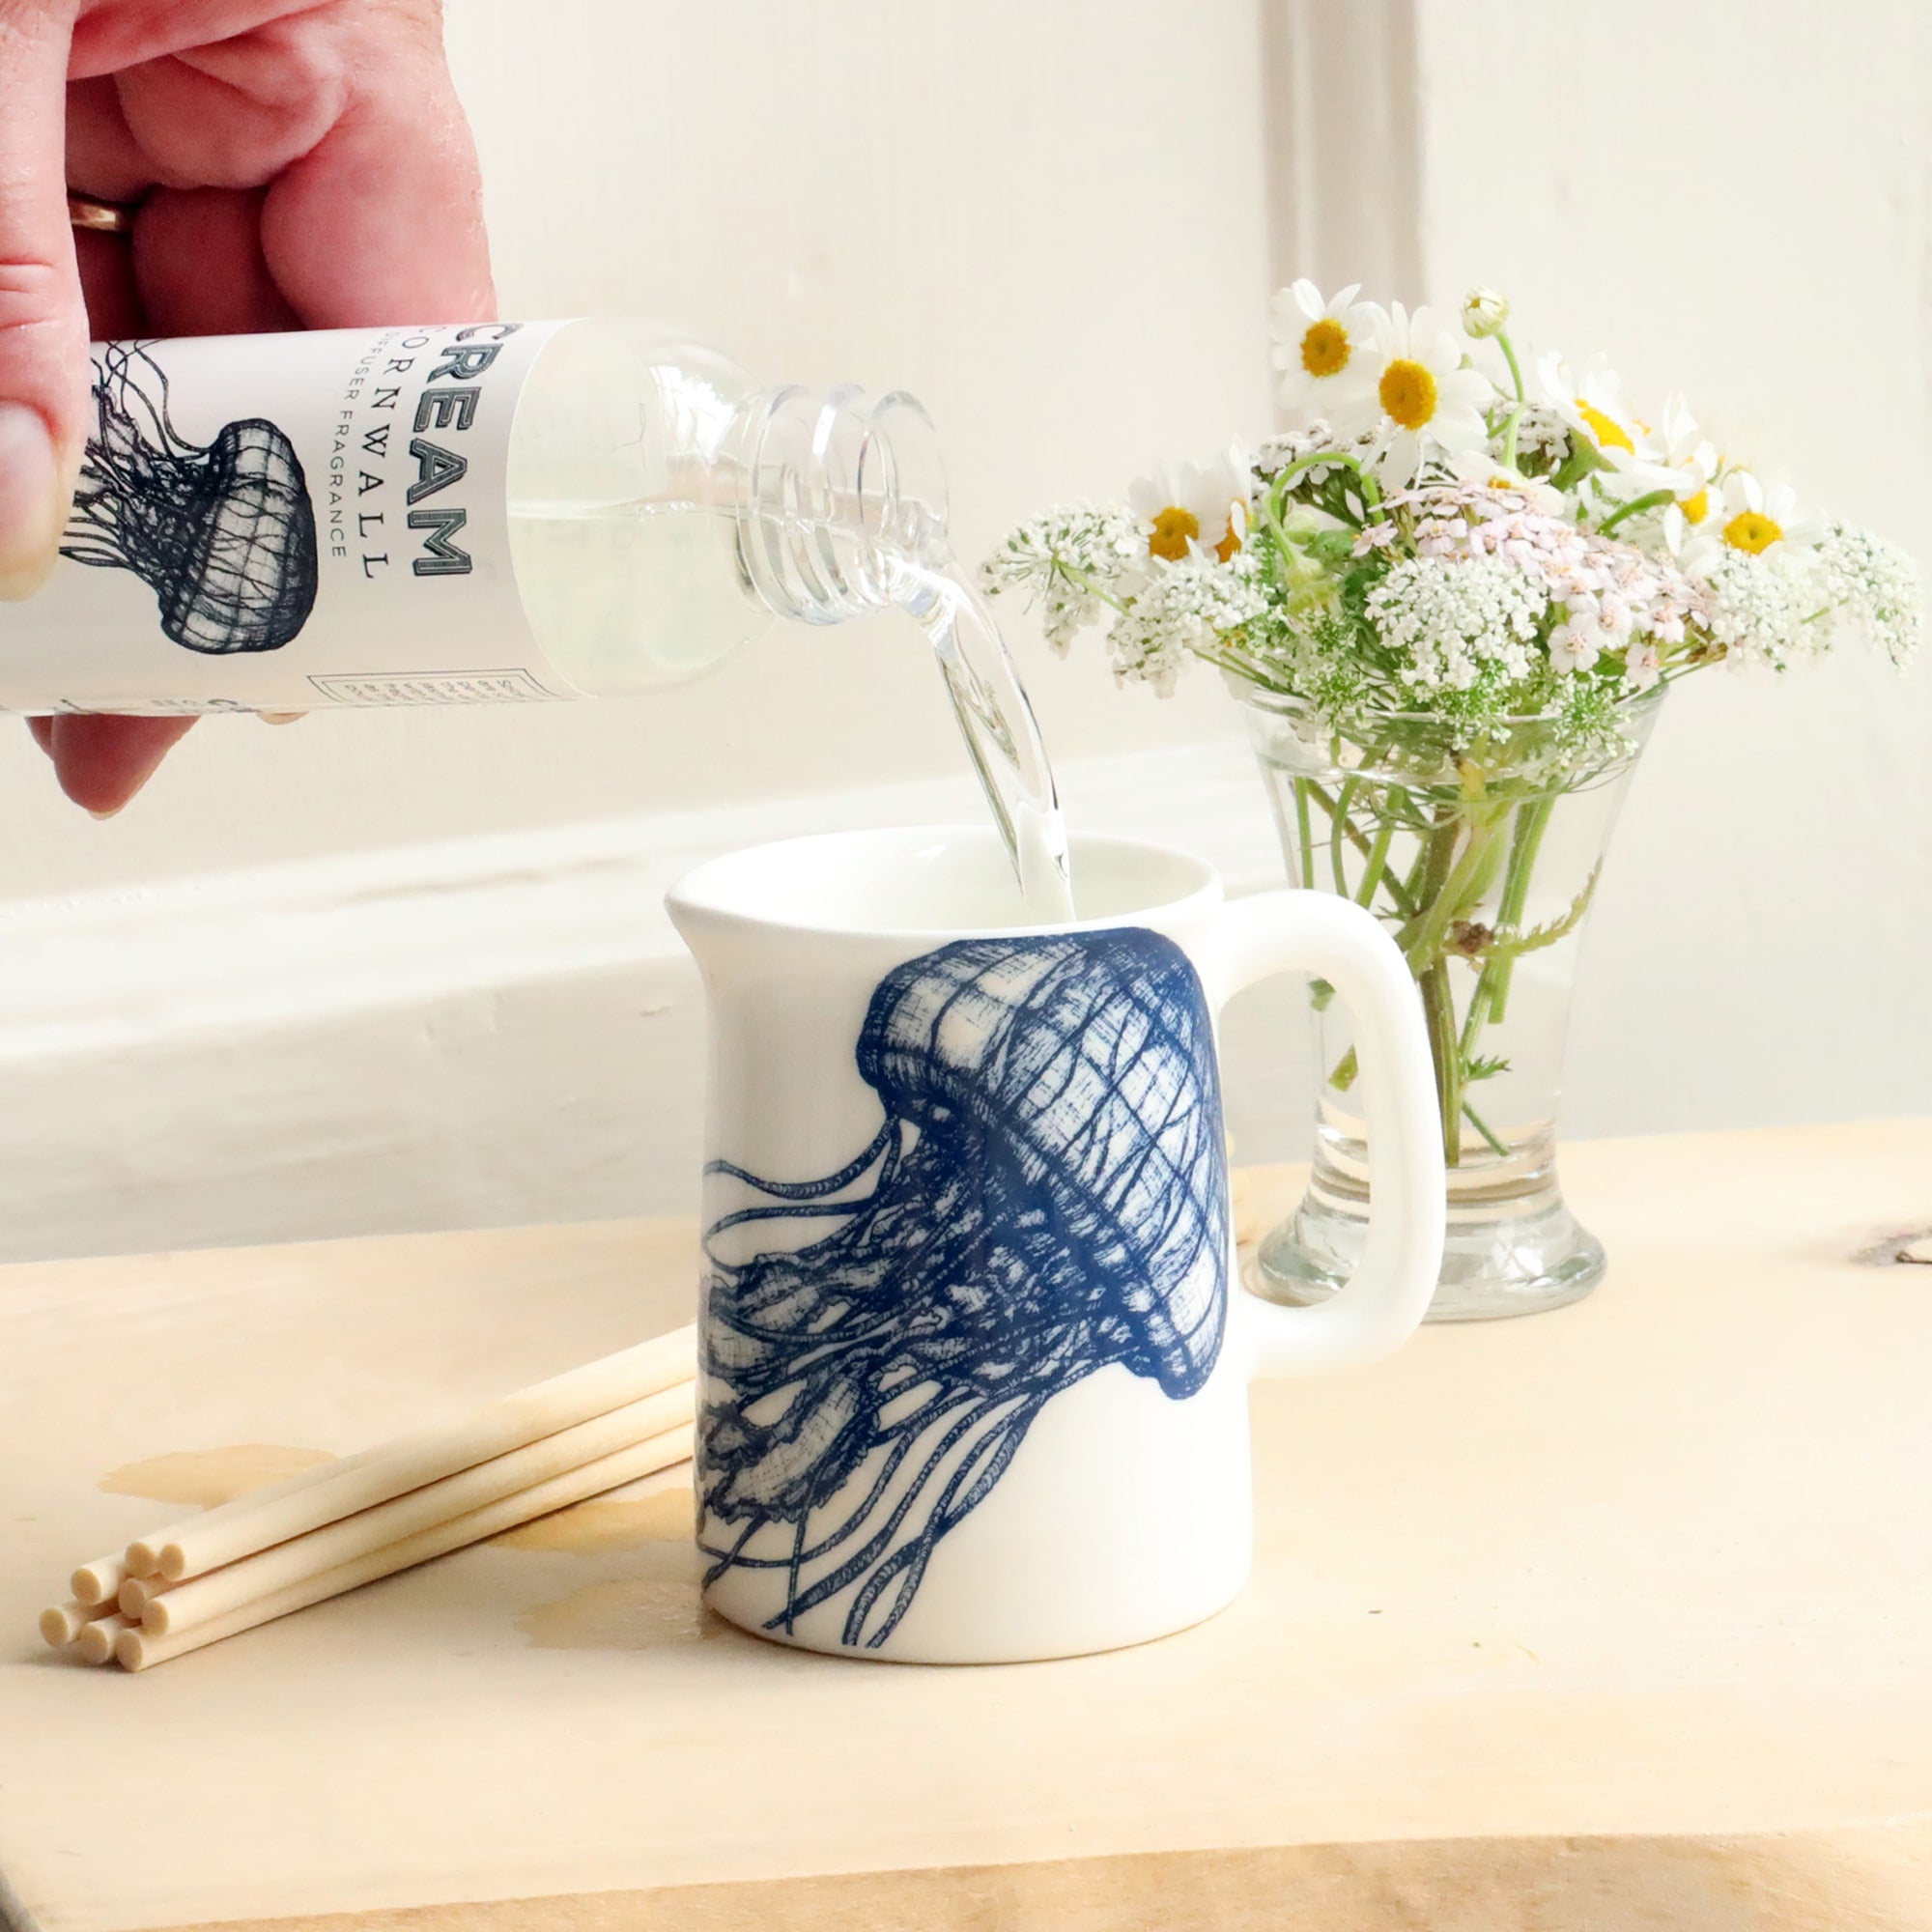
[74, 226, 142, 335]
[46, 713, 195, 814]
[65, 71, 152, 204]
[259, 1, 494, 326]
[68, 1, 319, 79]
[0, 0, 88, 597]
[133, 185, 298, 334]
[67, 77, 148, 333]
[105, 14, 347, 192]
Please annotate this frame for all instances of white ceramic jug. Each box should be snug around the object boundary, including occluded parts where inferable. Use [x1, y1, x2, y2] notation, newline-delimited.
[668, 826, 1445, 1663]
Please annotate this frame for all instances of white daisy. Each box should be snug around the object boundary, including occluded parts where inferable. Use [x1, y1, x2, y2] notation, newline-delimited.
[1460, 286, 1510, 341]
[1715, 470, 1824, 557]
[1270, 280, 1382, 424]
[1653, 395, 1721, 566]
[1537, 351, 1649, 463]
[1127, 442, 1250, 563]
[1535, 350, 1668, 491]
[1331, 303, 1494, 489]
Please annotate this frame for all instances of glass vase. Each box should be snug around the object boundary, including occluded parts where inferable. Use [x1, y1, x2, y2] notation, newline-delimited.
[1235, 682, 1663, 1321]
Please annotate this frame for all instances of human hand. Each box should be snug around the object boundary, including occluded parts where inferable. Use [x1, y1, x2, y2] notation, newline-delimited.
[0, 0, 495, 813]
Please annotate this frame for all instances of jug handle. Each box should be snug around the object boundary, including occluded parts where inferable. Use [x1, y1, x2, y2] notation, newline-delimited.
[1208, 890, 1446, 1378]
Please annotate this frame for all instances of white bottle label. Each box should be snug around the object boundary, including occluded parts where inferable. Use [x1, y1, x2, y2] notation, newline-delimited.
[0, 320, 576, 715]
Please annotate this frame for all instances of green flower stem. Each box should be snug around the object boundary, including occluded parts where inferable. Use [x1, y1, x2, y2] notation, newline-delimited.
[1420, 961, 1463, 1166]
[1051, 559, 1130, 613]
[1315, 781, 1571, 1176]
[1328, 780, 1357, 895]
[1266, 451, 1383, 530]
[1293, 778, 1419, 919]
[1494, 327, 1527, 469]
[1596, 487, 1678, 538]
[1495, 327, 1526, 404]
[1475, 795, 1554, 1029]
[1355, 813, 1395, 908]
[1398, 810, 1506, 972]
[1293, 778, 1317, 891]
[1413, 810, 1467, 1164]
[1463, 1100, 1512, 1159]
[1498, 405, 1526, 472]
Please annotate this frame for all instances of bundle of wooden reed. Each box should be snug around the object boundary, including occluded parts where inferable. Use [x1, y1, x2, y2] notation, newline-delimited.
[40, 1324, 696, 1671]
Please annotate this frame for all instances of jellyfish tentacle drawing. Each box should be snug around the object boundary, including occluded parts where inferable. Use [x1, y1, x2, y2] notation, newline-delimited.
[61, 342, 319, 653]
[699, 926, 1230, 1649]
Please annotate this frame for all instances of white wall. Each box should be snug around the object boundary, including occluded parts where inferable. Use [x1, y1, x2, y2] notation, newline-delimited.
[1406, 1, 1932, 1138]
[0, 0, 1926, 1260]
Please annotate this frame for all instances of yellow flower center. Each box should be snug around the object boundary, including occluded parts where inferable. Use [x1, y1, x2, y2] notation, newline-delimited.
[1300, 318, 1350, 378]
[1148, 506, 1201, 561]
[1723, 509, 1782, 554]
[1576, 400, 1634, 454]
[1379, 358, 1437, 431]
[1213, 522, 1242, 564]
[1680, 487, 1709, 526]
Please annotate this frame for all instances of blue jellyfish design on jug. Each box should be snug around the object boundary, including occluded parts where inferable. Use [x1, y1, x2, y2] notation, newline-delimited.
[698, 926, 1229, 1649]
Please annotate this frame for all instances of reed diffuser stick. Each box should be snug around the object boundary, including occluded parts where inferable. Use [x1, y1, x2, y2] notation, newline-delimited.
[117, 1575, 167, 1618]
[116, 1425, 695, 1671]
[38, 1598, 119, 1649]
[71, 1554, 128, 1606]
[143, 1382, 694, 1639]
[75, 1614, 129, 1665]
[128, 1323, 696, 1582]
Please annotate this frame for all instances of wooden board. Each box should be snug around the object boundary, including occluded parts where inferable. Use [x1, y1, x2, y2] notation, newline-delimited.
[5, 1120, 1932, 1931]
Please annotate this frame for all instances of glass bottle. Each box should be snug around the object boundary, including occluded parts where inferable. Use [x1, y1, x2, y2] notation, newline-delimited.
[0, 319, 949, 714]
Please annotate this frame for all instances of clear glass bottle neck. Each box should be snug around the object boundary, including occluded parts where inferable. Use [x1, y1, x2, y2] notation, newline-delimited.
[727, 384, 950, 626]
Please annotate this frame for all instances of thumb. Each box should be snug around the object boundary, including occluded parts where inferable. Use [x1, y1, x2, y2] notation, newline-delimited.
[0, 0, 86, 600]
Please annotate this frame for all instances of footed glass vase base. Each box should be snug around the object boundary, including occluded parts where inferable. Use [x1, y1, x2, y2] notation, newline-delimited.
[1252, 1157, 1606, 1323]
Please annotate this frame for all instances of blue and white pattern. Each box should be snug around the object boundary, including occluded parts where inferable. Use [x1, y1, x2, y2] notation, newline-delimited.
[698, 928, 1229, 1648]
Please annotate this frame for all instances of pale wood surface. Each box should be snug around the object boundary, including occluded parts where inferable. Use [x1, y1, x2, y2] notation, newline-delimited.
[5, 1120, 1932, 1932]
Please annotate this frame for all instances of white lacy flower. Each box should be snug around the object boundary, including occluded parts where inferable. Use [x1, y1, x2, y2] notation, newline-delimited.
[1253, 423, 1370, 482]
[1504, 399, 1571, 467]
[979, 503, 1146, 652]
[1270, 280, 1381, 423]
[1127, 443, 1250, 563]
[1106, 555, 1267, 696]
[1716, 470, 1824, 556]
[1701, 546, 1818, 669]
[1814, 524, 1922, 668]
[1364, 553, 1546, 693]
[1332, 303, 1495, 489]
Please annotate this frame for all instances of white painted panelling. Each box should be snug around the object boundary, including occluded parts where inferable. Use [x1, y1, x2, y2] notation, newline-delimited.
[0, 742, 1311, 1261]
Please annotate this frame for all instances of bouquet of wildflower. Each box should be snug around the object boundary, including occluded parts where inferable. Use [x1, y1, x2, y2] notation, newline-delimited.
[982, 284, 1921, 1168]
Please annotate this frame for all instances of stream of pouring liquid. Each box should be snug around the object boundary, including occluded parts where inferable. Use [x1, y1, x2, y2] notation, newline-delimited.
[892, 560, 1077, 923]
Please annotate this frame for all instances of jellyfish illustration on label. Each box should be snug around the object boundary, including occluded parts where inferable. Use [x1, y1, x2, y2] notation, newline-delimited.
[59, 342, 319, 653]
[698, 927, 1229, 1649]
